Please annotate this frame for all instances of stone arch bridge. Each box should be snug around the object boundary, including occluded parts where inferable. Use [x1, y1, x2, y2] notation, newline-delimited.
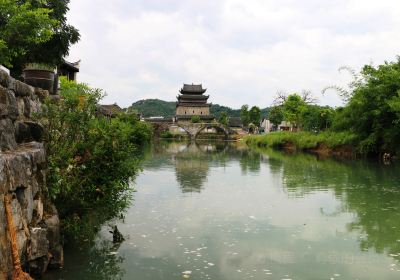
[147, 120, 232, 140]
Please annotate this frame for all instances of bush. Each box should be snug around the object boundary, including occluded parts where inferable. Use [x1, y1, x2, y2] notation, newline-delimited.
[160, 131, 173, 138]
[38, 78, 152, 240]
[245, 131, 357, 150]
[191, 115, 201, 123]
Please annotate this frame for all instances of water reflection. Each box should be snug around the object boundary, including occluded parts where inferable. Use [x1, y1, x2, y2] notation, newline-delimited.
[45, 238, 125, 280]
[257, 147, 400, 262]
[49, 141, 400, 280]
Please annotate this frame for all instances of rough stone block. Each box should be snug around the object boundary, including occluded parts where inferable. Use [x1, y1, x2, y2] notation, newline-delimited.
[15, 121, 29, 143]
[23, 97, 31, 118]
[16, 229, 28, 263]
[3, 150, 34, 192]
[12, 80, 34, 97]
[0, 87, 18, 120]
[14, 121, 44, 143]
[28, 255, 49, 277]
[0, 155, 6, 193]
[28, 227, 49, 261]
[0, 69, 13, 88]
[0, 118, 16, 151]
[16, 186, 34, 225]
[11, 197, 24, 230]
[34, 88, 49, 102]
[29, 99, 42, 116]
[45, 213, 63, 268]
[33, 198, 43, 222]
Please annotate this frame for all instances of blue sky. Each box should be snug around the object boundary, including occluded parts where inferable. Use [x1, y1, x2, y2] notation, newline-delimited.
[67, 0, 400, 108]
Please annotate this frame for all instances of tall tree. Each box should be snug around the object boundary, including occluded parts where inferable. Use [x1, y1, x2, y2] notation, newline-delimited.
[0, 0, 57, 68]
[332, 58, 400, 154]
[9, 0, 80, 76]
[249, 106, 261, 125]
[240, 104, 250, 127]
[268, 106, 284, 130]
[219, 111, 228, 126]
[283, 93, 306, 130]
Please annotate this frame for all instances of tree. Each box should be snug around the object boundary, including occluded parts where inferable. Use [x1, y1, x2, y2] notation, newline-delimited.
[300, 105, 334, 132]
[249, 106, 261, 125]
[273, 90, 317, 106]
[268, 106, 284, 130]
[283, 93, 306, 130]
[332, 58, 400, 154]
[7, 0, 80, 76]
[240, 105, 250, 127]
[191, 115, 200, 123]
[0, 0, 58, 68]
[219, 111, 228, 126]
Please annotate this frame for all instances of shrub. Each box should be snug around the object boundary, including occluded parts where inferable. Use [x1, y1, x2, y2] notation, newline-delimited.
[191, 115, 201, 123]
[38, 77, 152, 240]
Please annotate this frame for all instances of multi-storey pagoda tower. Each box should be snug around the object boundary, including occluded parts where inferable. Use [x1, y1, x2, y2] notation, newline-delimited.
[175, 84, 214, 122]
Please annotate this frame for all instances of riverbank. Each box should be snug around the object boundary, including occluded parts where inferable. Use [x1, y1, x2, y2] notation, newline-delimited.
[245, 131, 359, 159]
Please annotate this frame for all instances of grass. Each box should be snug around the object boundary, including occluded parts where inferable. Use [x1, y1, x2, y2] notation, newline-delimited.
[245, 131, 357, 150]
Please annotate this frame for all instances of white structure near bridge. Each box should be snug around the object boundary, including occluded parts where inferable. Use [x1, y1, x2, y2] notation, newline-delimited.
[260, 118, 293, 133]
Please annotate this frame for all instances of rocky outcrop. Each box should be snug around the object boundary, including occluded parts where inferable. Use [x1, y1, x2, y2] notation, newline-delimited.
[0, 69, 62, 279]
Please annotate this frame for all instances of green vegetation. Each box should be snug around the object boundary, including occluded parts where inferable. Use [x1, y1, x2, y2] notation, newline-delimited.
[130, 99, 176, 117]
[245, 131, 357, 150]
[282, 94, 306, 130]
[249, 106, 261, 125]
[268, 106, 284, 130]
[3, 0, 80, 76]
[219, 111, 228, 126]
[240, 105, 250, 126]
[330, 58, 400, 155]
[248, 58, 400, 157]
[129, 99, 269, 118]
[38, 78, 152, 240]
[241, 105, 262, 128]
[300, 105, 334, 132]
[0, 0, 58, 68]
[191, 115, 200, 123]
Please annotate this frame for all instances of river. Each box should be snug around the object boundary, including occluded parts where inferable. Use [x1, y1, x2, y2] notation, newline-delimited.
[45, 140, 400, 280]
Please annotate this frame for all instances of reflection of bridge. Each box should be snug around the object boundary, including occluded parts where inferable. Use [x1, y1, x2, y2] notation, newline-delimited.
[147, 119, 233, 140]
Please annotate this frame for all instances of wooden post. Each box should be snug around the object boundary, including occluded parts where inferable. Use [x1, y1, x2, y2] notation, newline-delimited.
[4, 194, 33, 280]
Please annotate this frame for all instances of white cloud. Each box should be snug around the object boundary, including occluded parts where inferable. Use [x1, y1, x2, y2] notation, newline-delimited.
[67, 0, 400, 109]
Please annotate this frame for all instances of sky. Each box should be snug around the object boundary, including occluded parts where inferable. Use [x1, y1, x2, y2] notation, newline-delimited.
[67, 0, 400, 109]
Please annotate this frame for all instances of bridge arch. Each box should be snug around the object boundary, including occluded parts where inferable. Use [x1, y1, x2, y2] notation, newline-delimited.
[170, 124, 193, 138]
[195, 124, 229, 140]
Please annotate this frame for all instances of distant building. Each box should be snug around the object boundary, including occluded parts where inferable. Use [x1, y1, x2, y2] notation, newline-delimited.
[260, 118, 293, 133]
[228, 117, 242, 128]
[175, 84, 214, 123]
[97, 103, 124, 118]
[58, 60, 80, 81]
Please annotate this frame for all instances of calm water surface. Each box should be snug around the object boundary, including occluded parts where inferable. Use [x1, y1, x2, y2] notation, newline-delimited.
[46, 141, 400, 280]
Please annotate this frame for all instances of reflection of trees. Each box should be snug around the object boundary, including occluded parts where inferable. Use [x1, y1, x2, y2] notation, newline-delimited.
[239, 149, 262, 174]
[257, 147, 400, 262]
[147, 141, 265, 193]
[47, 239, 125, 280]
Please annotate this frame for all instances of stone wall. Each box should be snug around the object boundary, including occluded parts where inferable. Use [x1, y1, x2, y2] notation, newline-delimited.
[176, 105, 210, 116]
[0, 69, 62, 279]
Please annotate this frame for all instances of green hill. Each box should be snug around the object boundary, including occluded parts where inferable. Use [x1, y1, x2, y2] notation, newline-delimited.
[129, 99, 269, 118]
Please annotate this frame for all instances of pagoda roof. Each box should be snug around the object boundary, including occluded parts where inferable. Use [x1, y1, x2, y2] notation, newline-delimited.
[175, 115, 215, 120]
[180, 83, 207, 94]
[176, 103, 211, 107]
[177, 94, 209, 100]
